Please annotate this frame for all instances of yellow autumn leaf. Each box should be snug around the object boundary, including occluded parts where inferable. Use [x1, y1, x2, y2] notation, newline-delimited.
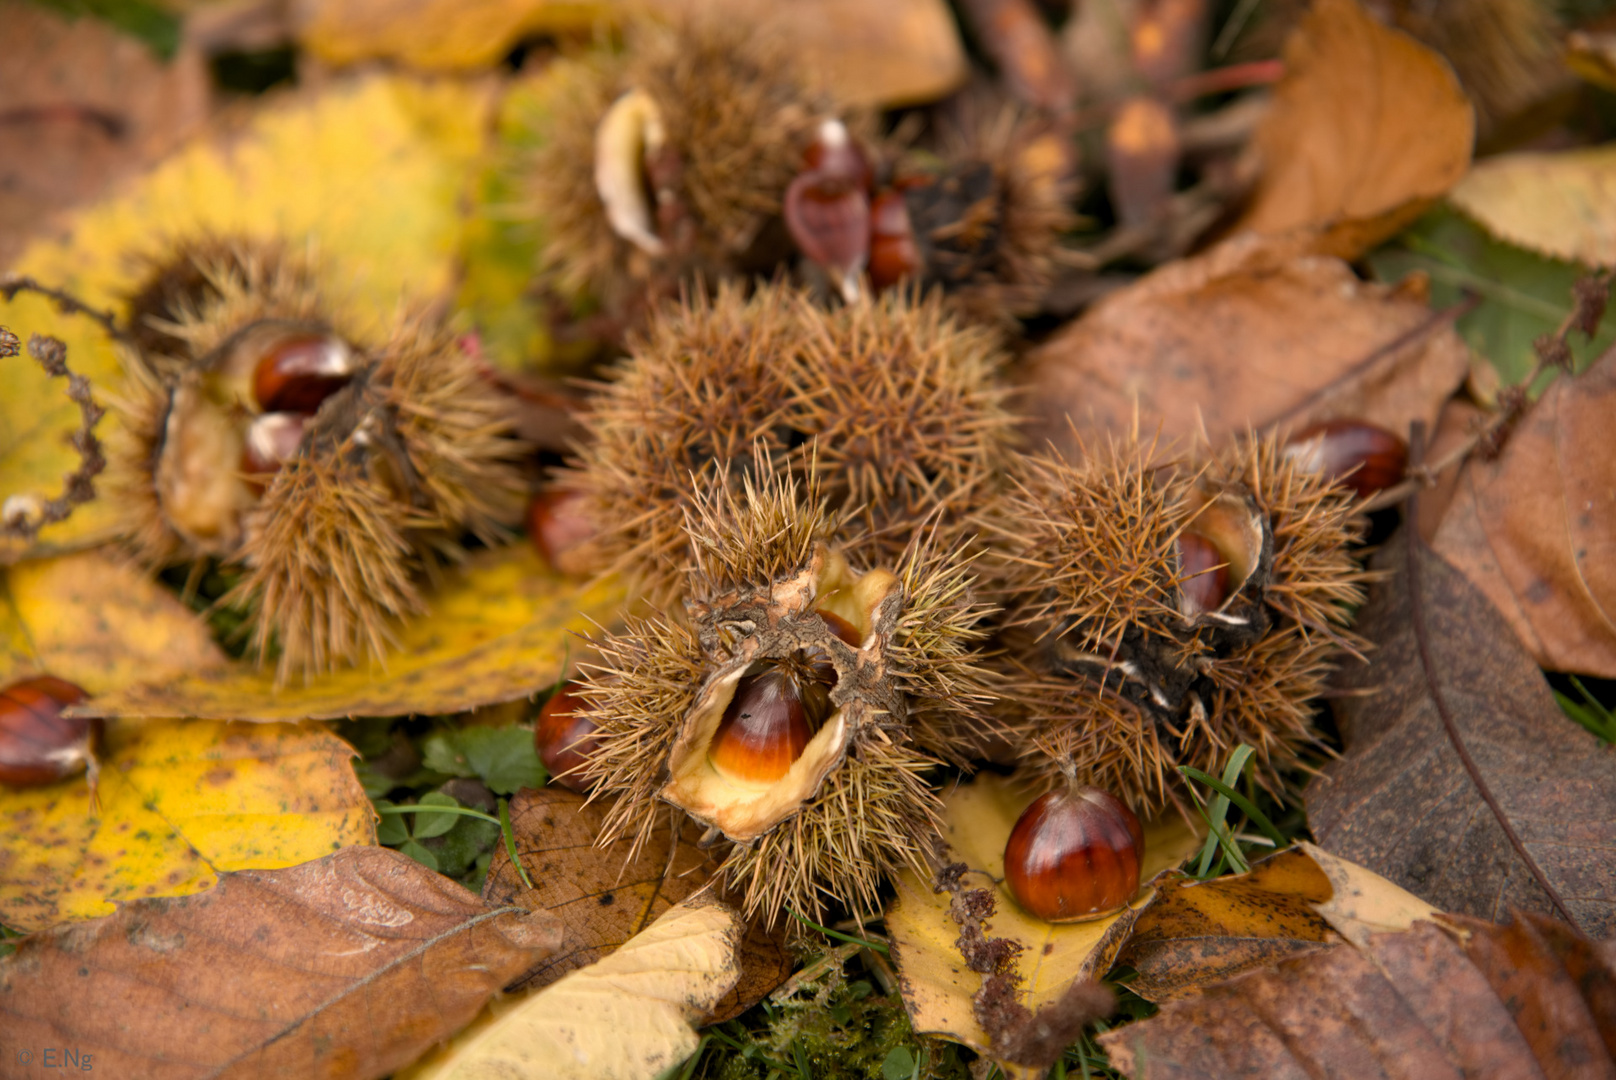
[886, 774, 1202, 1061]
[1300, 841, 1441, 948]
[1449, 147, 1616, 269]
[398, 898, 742, 1080]
[76, 545, 628, 722]
[0, 549, 227, 692]
[1, 74, 491, 562]
[0, 718, 374, 932]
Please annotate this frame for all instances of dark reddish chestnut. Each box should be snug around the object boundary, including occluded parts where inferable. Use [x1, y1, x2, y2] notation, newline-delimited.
[785, 172, 870, 301]
[527, 488, 597, 576]
[252, 332, 356, 414]
[816, 608, 863, 648]
[868, 189, 920, 292]
[240, 412, 307, 482]
[0, 676, 93, 787]
[708, 658, 833, 785]
[1284, 419, 1408, 499]
[802, 119, 873, 191]
[1176, 531, 1228, 616]
[1004, 786, 1144, 923]
[535, 682, 601, 793]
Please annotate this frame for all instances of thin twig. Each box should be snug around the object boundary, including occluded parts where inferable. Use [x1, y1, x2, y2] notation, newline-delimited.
[1, 275, 129, 344]
[0, 332, 106, 542]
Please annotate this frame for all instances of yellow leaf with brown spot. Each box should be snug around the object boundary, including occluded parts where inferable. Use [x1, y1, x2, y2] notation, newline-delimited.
[0, 718, 373, 932]
[0, 549, 227, 692]
[886, 774, 1202, 1061]
[75, 545, 628, 722]
[1449, 147, 1616, 269]
[1, 74, 491, 563]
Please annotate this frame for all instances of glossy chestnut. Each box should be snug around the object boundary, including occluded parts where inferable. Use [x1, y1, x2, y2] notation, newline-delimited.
[1003, 786, 1144, 923]
[785, 172, 870, 300]
[802, 119, 872, 191]
[241, 412, 307, 481]
[0, 676, 93, 787]
[868, 189, 920, 291]
[252, 332, 356, 414]
[1284, 419, 1408, 500]
[1176, 531, 1228, 616]
[708, 655, 835, 785]
[535, 682, 601, 793]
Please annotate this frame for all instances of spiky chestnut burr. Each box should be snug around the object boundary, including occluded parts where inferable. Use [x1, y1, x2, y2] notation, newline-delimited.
[986, 431, 1368, 814]
[564, 281, 1018, 603]
[524, 14, 836, 316]
[572, 451, 995, 926]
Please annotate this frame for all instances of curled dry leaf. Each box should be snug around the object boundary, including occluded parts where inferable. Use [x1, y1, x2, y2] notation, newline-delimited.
[397, 898, 743, 1080]
[73, 546, 627, 722]
[0, 718, 374, 931]
[1432, 349, 1616, 677]
[1450, 147, 1616, 269]
[1101, 910, 1616, 1079]
[1229, 0, 1474, 260]
[299, 0, 967, 108]
[482, 786, 794, 1023]
[1, 74, 490, 561]
[0, 549, 226, 692]
[0, 845, 564, 1079]
[886, 774, 1201, 1063]
[1021, 233, 1471, 455]
[1310, 532, 1616, 938]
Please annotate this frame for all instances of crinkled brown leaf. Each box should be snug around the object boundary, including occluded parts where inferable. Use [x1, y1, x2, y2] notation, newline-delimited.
[1309, 531, 1616, 938]
[0, 845, 564, 1079]
[1229, 0, 1474, 260]
[0, 2, 210, 268]
[1021, 233, 1471, 455]
[1432, 351, 1616, 677]
[1450, 148, 1616, 269]
[396, 898, 743, 1080]
[482, 787, 792, 1023]
[1101, 911, 1616, 1079]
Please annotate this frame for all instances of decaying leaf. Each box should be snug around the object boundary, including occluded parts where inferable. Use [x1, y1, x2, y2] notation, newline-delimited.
[0, 845, 564, 1078]
[1310, 532, 1616, 939]
[1432, 351, 1616, 677]
[0, 549, 226, 691]
[72, 546, 628, 722]
[396, 897, 743, 1080]
[1450, 147, 1616, 269]
[1230, 0, 1474, 259]
[298, 0, 967, 108]
[1021, 233, 1472, 455]
[886, 774, 1201, 1061]
[1, 74, 490, 562]
[0, 718, 375, 931]
[1101, 910, 1616, 1079]
[482, 787, 793, 1023]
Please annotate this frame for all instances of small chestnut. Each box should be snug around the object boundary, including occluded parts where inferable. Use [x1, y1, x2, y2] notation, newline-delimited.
[241, 412, 307, 481]
[535, 682, 601, 793]
[802, 119, 872, 191]
[1283, 419, 1408, 499]
[0, 676, 94, 787]
[785, 172, 870, 302]
[252, 332, 356, 414]
[868, 189, 920, 292]
[526, 488, 597, 576]
[1004, 785, 1144, 923]
[708, 659, 833, 785]
[1176, 531, 1228, 616]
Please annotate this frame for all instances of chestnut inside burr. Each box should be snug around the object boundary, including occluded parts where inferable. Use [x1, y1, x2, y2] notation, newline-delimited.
[708, 647, 837, 785]
[1176, 530, 1229, 616]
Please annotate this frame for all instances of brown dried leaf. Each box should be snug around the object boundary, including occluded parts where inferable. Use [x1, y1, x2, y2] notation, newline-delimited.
[1309, 531, 1616, 938]
[1450, 148, 1616, 269]
[0, 2, 210, 268]
[482, 787, 792, 1023]
[0, 845, 564, 1079]
[1432, 352, 1616, 677]
[1229, 0, 1474, 260]
[1021, 234, 1471, 455]
[1100, 911, 1616, 1079]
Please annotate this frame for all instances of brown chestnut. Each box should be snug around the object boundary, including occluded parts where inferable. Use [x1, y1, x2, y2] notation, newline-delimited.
[1176, 531, 1228, 616]
[1004, 786, 1144, 923]
[802, 119, 872, 191]
[816, 609, 863, 649]
[708, 657, 834, 785]
[527, 488, 597, 576]
[252, 332, 356, 414]
[785, 172, 870, 302]
[240, 412, 307, 481]
[0, 676, 93, 787]
[535, 682, 600, 793]
[1284, 419, 1408, 499]
[868, 189, 920, 292]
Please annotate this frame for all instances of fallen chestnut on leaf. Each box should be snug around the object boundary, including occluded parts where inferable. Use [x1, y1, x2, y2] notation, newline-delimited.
[251, 331, 356, 414]
[1283, 419, 1408, 499]
[1004, 785, 1144, 923]
[535, 682, 602, 793]
[0, 676, 94, 787]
